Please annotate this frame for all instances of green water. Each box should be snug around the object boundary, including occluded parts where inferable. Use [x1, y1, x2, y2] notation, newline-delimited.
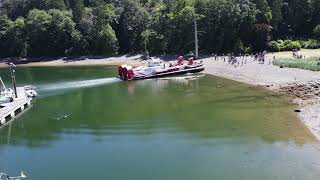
[0, 66, 320, 180]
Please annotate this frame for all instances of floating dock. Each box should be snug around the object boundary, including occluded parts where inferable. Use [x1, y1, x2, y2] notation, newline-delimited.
[0, 87, 32, 128]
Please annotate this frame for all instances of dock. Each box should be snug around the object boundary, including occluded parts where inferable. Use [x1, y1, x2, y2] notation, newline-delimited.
[0, 87, 32, 128]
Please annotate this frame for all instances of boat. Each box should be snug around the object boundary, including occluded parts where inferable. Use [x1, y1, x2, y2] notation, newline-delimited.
[24, 86, 38, 98]
[0, 78, 38, 106]
[118, 56, 205, 81]
[0, 88, 14, 104]
[0, 171, 27, 180]
[0, 77, 14, 104]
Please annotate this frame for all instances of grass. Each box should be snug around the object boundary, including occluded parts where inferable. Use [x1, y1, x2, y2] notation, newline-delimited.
[273, 57, 320, 71]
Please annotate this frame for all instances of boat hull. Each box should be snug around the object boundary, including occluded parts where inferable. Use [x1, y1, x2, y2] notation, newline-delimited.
[132, 66, 204, 80]
[118, 60, 205, 81]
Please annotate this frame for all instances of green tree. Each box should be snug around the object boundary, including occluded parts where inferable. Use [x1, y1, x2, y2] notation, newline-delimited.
[314, 24, 320, 39]
[25, 9, 53, 56]
[252, 0, 272, 23]
[47, 9, 78, 55]
[6, 18, 28, 57]
[268, 0, 283, 30]
[116, 0, 149, 52]
[0, 0, 31, 19]
[94, 24, 119, 54]
[1, 0, 320, 57]
[195, 0, 256, 53]
[310, 0, 320, 32]
[25, 9, 79, 56]
[279, 0, 312, 38]
[67, 0, 85, 23]
[0, 15, 13, 57]
[29, 0, 67, 10]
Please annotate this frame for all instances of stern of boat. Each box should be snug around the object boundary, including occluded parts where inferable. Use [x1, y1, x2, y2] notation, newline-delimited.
[118, 65, 135, 81]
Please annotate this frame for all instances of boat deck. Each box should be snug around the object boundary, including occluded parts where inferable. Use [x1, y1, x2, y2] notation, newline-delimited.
[0, 87, 32, 128]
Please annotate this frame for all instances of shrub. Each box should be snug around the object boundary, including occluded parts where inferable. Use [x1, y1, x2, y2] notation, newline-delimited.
[283, 40, 301, 51]
[268, 39, 301, 52]
[269, 41, 281, 51]
[300, 39, 320, 49]
[242, 46, 252, 54]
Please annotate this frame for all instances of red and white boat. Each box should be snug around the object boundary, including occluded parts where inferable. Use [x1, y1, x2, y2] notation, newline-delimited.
[118, 56, 205, 81]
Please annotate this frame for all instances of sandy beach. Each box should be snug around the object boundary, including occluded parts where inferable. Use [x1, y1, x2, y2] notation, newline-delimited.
[1, 50, 320, 140]
[0, 55, 144, 67]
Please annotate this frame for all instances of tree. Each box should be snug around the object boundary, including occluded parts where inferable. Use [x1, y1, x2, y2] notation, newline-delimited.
[6, 18, 28, 57]
[0, 15, 13, 57]
[310, 0, 320, 32]
[314, 24, 320, 39]
[1, 0, 320, 57]
[93, 24, 119, 54]
[67, 0, 85, 23]
[279, 0, 312, 38]
[252, 0, 272, 23]
[29, 0, 67, 10]
[0, 0, 31, 19]
[25, 9, 53, 56]
[25, 9, 79, 56]
[91, 3, 119, 54]
[253, 23, 272, 51]
[0, 15, 28, 57]
[195, 0, 257, 53]
[47, 9, 78, 55]
[116, 0, 149, 52]
[268, 0, 283, 30]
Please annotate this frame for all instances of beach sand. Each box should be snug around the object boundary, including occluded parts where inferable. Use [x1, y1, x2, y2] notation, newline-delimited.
[0, 55, 144, 67]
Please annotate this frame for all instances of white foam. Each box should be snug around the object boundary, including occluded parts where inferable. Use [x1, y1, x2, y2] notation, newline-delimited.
[37, 77, 120, 97]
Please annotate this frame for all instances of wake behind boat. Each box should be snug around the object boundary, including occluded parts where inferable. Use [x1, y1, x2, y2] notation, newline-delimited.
[118, 56, 205, 81]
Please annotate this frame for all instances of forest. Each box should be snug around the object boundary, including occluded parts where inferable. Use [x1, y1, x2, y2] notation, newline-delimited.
[1, 0, 320, 58]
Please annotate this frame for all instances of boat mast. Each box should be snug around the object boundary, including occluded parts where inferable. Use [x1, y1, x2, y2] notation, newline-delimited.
[9, 63, 17, 98]
[194, 18, 199, 59]
[0, 77, 6, 91]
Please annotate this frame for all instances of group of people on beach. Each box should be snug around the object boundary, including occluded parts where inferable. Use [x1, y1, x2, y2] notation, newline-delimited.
[292, 49, 304, 59]
[211, 51, 270, 67]
[253, 51, 268, 64]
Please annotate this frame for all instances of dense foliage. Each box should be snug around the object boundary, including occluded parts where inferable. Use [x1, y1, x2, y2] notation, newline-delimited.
[269, 40, 301, 52]
[1, 0, 320, 58]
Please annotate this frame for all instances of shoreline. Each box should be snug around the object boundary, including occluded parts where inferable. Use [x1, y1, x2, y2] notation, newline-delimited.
[202, 54, 320, 141]
[0, 55, 145, 67]
[1, 51, 320, 140]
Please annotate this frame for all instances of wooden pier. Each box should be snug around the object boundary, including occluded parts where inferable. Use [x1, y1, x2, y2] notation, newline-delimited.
[0, 87, 32, 128]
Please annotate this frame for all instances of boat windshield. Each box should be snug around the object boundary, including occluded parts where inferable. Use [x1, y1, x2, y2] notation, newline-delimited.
[147, 60, 163, 67]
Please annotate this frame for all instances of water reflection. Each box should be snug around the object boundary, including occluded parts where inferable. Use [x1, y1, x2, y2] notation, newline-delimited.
[126, 74, 204, 95]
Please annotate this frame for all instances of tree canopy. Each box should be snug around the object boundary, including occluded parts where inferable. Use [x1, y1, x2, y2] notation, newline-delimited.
[1, 0, 320, 57]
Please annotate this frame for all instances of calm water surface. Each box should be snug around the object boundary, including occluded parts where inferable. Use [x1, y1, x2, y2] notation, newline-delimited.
[0, 66, 320, 180]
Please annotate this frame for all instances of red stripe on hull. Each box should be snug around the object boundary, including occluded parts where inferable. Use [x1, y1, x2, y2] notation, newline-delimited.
[156, 68, 179, 75]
